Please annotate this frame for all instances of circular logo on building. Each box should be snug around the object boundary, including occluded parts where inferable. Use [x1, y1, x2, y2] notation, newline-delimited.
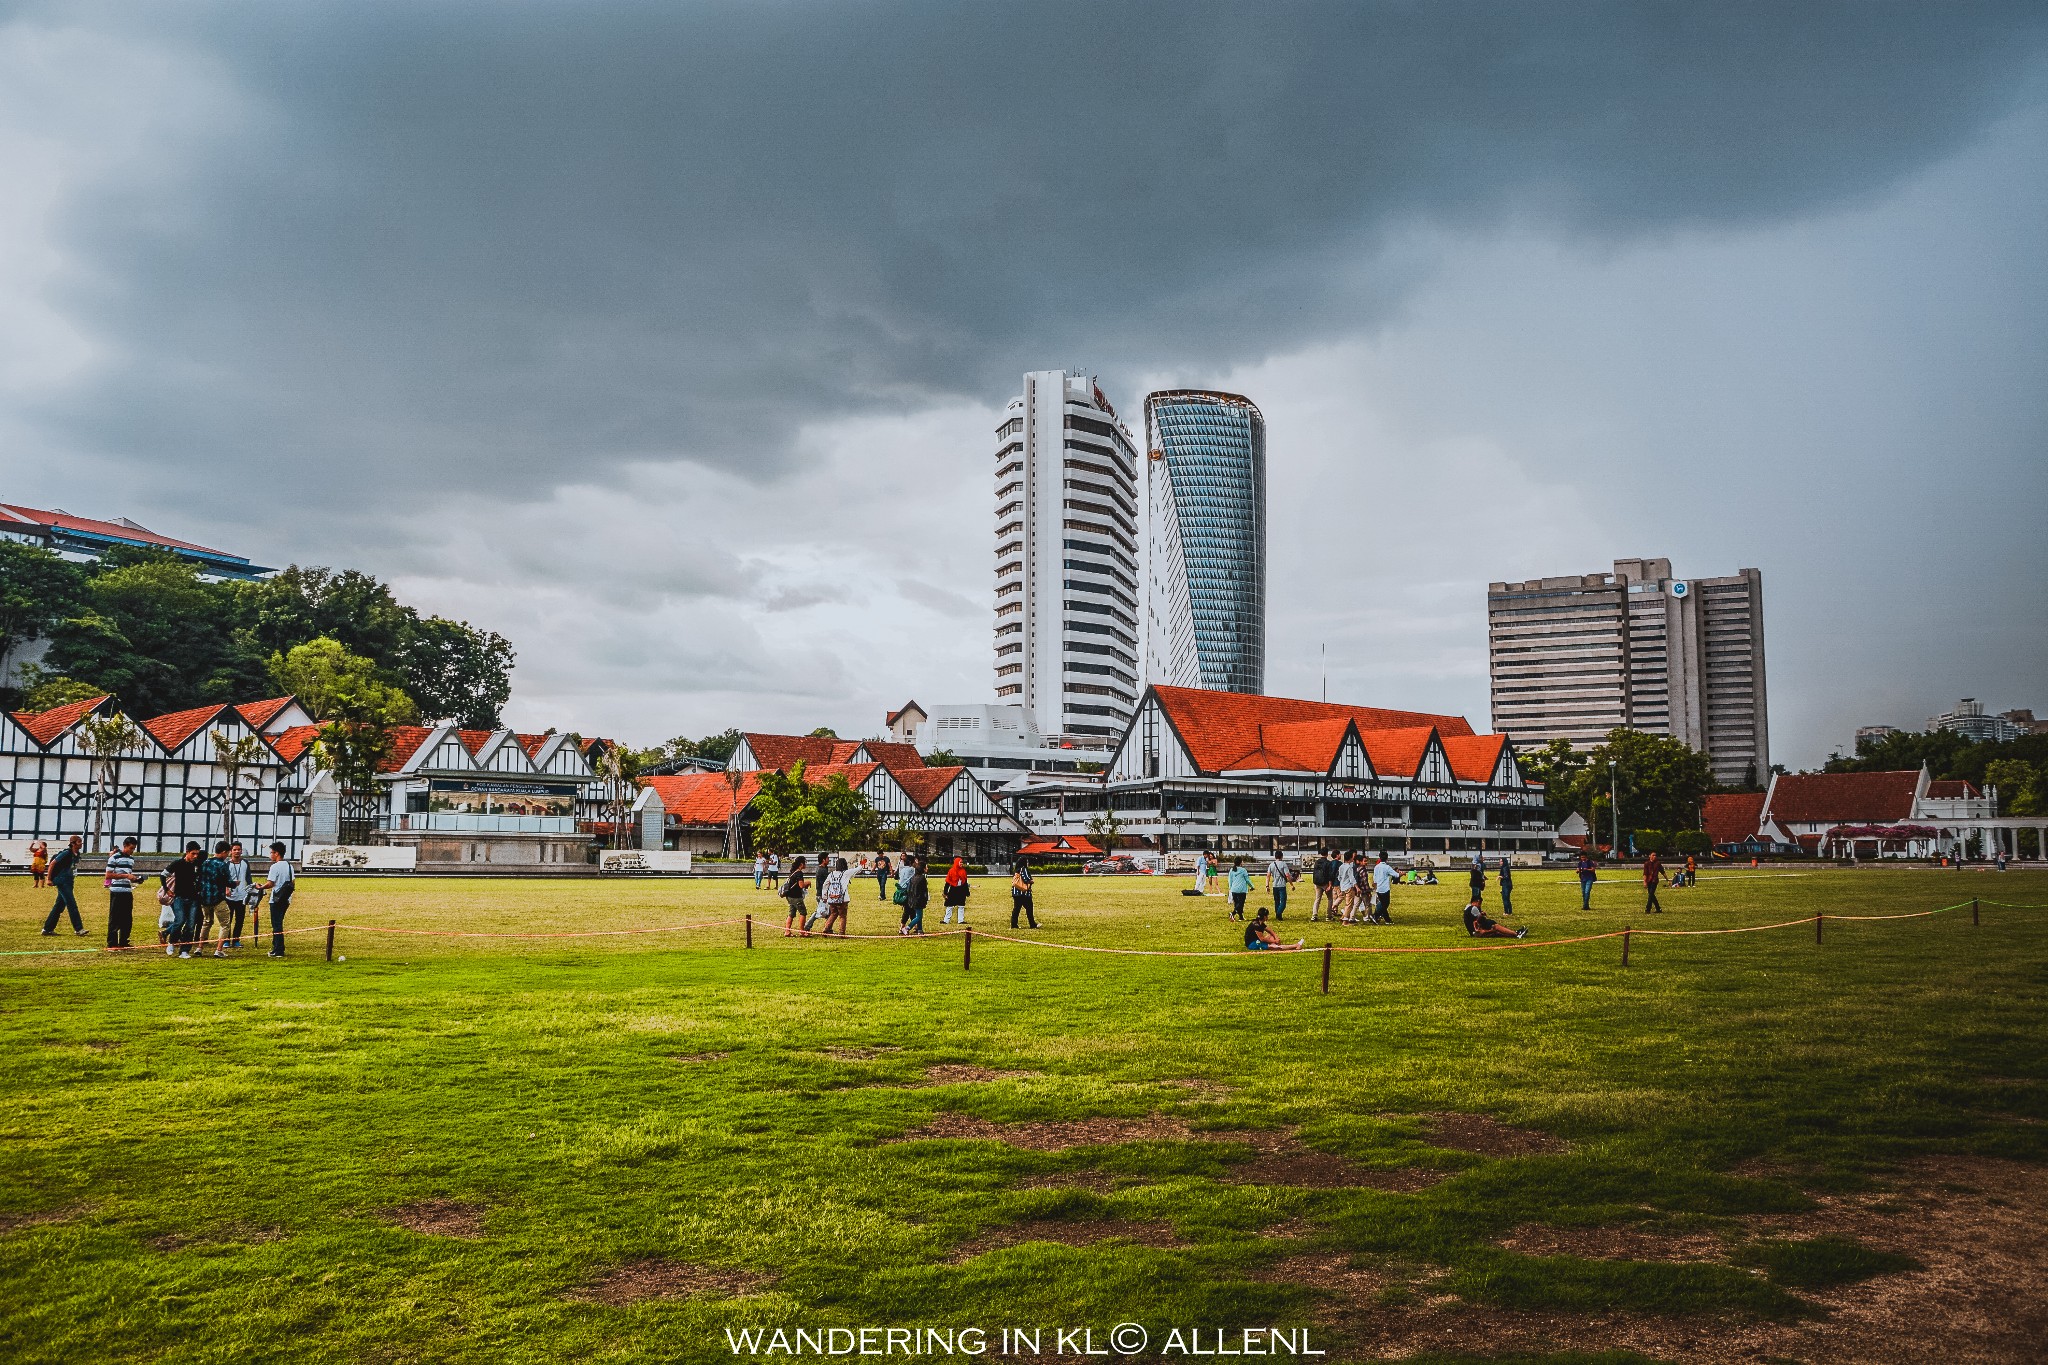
[1670, 580, 1689, 598]
[1148, 448, 1164, 460]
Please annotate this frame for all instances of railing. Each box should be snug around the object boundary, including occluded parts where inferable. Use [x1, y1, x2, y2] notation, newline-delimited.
[386, 814, 579, 834]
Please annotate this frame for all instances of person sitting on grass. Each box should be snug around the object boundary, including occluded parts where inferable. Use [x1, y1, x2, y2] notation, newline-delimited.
[780, 856, 810, 937]
[1463, 895, 1527, 940]
[1242, 907, 1300, 951]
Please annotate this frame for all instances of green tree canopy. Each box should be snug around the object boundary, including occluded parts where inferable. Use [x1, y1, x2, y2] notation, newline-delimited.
[0, 542, 86, 686]
[749, 762, 878, 853]
[1543, 728, 1713, 844]
[270, 637, 419, 725]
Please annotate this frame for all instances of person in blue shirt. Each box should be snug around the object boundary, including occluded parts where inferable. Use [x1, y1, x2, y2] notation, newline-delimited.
[40, 835, 85, 936]
[1227, 858, 1252, 921]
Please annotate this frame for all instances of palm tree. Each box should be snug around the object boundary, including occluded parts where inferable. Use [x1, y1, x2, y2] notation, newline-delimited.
[77, 712, 143, 852]
[210, 730, 266, 848]
[724, 768, 745, 859]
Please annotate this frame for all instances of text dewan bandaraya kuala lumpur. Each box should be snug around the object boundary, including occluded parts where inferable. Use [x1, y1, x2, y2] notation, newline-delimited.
[723, 1326, 1325, 1357]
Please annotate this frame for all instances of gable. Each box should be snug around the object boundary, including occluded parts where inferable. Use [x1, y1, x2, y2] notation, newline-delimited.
[1415, 735, 1453, 785]
[1326, 726, 1374, 780]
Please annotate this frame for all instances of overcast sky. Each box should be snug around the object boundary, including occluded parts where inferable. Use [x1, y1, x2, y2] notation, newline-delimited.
[4, 1, 2044, 766]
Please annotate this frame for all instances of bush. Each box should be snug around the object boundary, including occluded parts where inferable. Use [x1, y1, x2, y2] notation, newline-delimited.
[1633, 828, 1669, 855]
[1670, 830, 1713, 856]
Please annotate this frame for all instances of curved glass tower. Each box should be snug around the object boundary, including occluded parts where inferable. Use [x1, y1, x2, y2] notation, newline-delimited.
[1143, 390, 1265, 695]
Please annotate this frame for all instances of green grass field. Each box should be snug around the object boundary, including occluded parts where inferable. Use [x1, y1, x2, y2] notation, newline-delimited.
[2, 865, 2045, 1365]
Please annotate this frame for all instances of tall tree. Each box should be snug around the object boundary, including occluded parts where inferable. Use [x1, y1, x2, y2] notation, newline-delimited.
[210, 730, 266, 848]
[269, 637, 419, 725]
[77, 711, 143, 852]
[394, 615, 515, 728]
[46, 550, 267, 717]
[0, 542, 87, 700]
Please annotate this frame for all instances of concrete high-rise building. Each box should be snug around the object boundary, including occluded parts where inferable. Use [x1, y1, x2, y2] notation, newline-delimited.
[1143, 390, 1267, 695]
[1487, 558, 1770, 785]
[992, 371, 1141, 741]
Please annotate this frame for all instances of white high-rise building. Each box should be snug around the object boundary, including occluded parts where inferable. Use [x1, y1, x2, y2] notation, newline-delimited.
[992, 371, 1141, 742]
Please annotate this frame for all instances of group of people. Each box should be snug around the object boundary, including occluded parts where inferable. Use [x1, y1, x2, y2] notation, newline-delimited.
[1570, 849, 1696, 914]
[35, 835, 298, 957]
[766, 851, 1042, 938]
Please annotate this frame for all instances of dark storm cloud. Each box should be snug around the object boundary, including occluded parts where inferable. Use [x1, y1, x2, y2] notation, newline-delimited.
[27, 0, 2048, 497]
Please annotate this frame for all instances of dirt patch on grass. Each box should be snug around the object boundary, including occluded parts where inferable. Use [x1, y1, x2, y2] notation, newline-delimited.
[893, 1112, 1201, 1150]
[1496, 1222, 1729, 1262]
[1417, 1111, 1568, 1157]
[948, 1218, 1184, 1262]
[568, 1257, 770, 1303]
[85, 1040, 121, 1051]
[145, 1232, 191, 1252]
[1224, 1149, 1449, 1192]
[144, 1221, 286, 1252]
[383, 1199, 489, 1239]
[1251, 1252, 1396, 1297]
[671, 1051, 729, 1063]
[924, 1065, 1038, 1084]
[1296, 1155, 2048, 1364]
[822, 1045, 900, 1060]
[0, 1203, 92, 1236]
[1260, 1217, 1315, 1240]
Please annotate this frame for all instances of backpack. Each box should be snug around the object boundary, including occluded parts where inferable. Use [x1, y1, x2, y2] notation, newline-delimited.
[893, 880, 909, 906]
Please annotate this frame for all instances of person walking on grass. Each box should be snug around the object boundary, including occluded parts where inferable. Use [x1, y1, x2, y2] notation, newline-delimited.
[164, 842, 203, 957]
[1266, 849, 1293, 920]
[780, 856, 810, 936]
[1371, 851, 1397, 924]
[873, 852, 892, 900]
[766, 850, 781, 892]
[940, 857, 971, 925]
[1642, 850, 1664, 914]
[199, 840, 234, 957]
[1310, 847, 1335, 921]
[103, 836, 140, 949]
[1227, 857, 1252, 921]
[40, 835, 85, 937]
[1576, 850, 1596, 909]
[224, 841, 252, 949]
[1010, 856, 1038, 929]
[1334, 850, 1360, 924]
[899, 855, 929, 935]
[262, 842, 295, 957]
[1497, 856, 1514, 916]
[753, 851, 767, 890]
[814, 850, 833, 915]
[816, 858, 851, 936]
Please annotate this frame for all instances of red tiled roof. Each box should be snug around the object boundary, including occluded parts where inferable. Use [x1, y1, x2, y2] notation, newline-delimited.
[0, 502, 224, 556]
[743, 733, 842, 771]
[379, 726, 439, 772]
[518, 733, 550, 759]
[1357, 727, 1438, 779]
[12, 694, 109, 746]
[235, 696, 296, 730]
[1765, 770, 1920, 825]
[801, 761, 883, 792]
[1925, 779, 1980, 799]
[1020, 834, 1102, 856]
[1150, 686, 1473, 776]
[456, 729, 496, 756]
[141, 704, 231, 753]
[1703, 792, 1766, 846]
[1439, 734, 1508, 784]
[640, 771, 762, 824]
[892, 764, 966, 809]
[270, 724, 321, 764]
[858, 739, 927, 773]
[1216, 717, 1354, 772]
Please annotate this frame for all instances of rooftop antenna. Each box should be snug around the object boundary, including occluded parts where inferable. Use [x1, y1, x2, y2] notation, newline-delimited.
[1321, 643, 1327, 702]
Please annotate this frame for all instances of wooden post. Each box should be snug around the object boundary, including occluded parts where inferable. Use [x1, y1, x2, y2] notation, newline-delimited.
[963, 926, 972, 971]
[1320, 943, 1332, 994]
[1814, 912, 1823, 944]
[1621, 927, 1630, 967]
[745, 914, 753, 949]
[1972, 897, 1980, 926]
[324, 919, 335, 962]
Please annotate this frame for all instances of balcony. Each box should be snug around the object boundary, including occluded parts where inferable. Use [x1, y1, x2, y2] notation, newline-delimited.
[388, 813, 579, 834]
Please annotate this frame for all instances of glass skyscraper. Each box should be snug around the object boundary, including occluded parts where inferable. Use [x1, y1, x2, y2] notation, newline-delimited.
[1143, 390, 1266, 695]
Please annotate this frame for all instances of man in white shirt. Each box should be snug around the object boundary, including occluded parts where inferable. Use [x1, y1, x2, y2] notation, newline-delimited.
[262, 842, 296, 958]
[1265, 852, 1293, 920]
[1371, 853, 1398, 923]
[1334, 852, 1359, 923]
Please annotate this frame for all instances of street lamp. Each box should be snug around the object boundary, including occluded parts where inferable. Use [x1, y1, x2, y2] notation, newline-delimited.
[1608, 760, 1621, 862]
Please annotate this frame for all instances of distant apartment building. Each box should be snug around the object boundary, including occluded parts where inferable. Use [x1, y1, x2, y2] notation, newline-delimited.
[1487, 557, 1770, 786]
[1143, 390, 1266, 696]
[1928, 698, 2039, 743]
[992, 371, 1141, 742]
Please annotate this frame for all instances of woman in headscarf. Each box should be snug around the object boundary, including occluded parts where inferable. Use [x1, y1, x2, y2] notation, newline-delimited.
[940, 856, 971, 925]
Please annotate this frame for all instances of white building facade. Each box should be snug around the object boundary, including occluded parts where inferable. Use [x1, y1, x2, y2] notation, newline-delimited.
[994, 371, 1142, 744]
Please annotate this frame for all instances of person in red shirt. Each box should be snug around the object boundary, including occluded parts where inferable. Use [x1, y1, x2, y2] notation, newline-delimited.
[1643, 851, 1664, 914]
